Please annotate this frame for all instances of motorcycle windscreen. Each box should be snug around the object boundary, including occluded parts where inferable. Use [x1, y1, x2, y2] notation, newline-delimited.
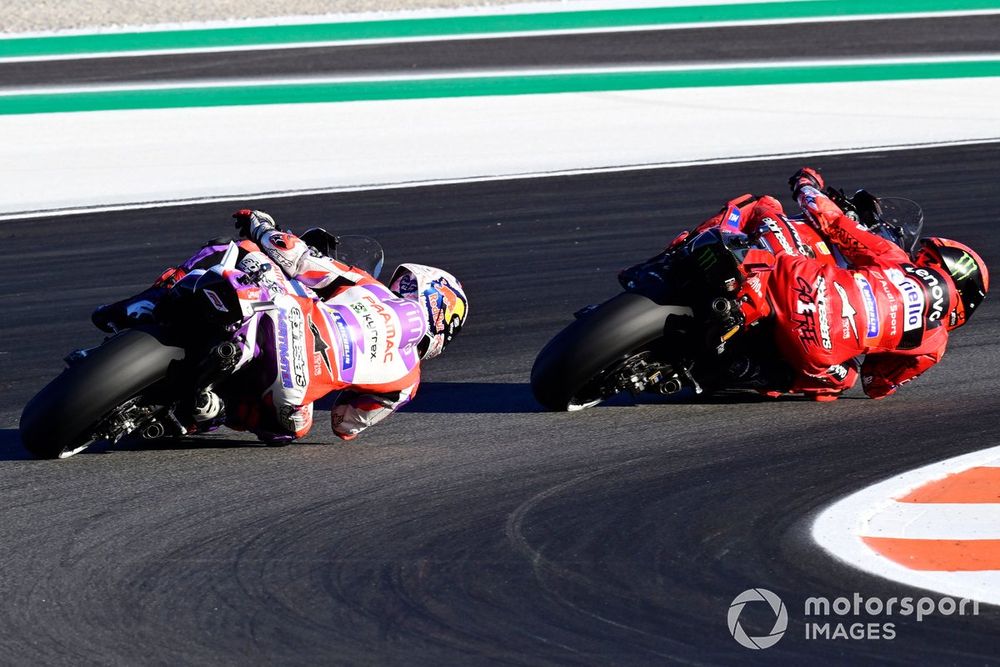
[877, 197, 924, 257]
[334, 235, 385, 279]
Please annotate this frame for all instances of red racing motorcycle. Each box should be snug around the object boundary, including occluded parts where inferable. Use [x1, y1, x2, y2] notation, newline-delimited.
[530, 189, 923, 411]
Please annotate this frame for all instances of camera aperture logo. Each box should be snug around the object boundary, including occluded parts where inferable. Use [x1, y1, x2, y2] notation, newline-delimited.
[728, 588, 788, 649]
[728, 589, 981, 649]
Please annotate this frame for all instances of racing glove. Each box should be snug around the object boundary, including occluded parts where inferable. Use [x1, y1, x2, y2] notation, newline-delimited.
[233, 208, 277, 242]
[788, 167, 825, 198]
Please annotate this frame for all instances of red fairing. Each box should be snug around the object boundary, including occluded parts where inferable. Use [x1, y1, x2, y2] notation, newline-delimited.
[698, 182, 954, 399]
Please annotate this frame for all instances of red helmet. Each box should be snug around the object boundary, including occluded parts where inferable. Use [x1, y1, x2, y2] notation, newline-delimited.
[915, 238, 989, 329]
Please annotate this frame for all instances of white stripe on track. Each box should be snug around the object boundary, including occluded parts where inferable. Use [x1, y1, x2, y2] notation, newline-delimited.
[3, 136, 998, 222]
[864, 501, 1000, 541]
[813, 444, 1000, 607]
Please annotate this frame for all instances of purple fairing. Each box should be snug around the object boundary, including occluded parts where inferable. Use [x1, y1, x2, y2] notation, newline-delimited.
[220, 314, 286, 440]
[179, 244, 231, 272]
[248, 309, 279, 392]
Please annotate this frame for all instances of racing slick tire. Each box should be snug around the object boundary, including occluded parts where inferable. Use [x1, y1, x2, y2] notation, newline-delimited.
[530, 292, 691, 411]
[19, 329, 185, 459]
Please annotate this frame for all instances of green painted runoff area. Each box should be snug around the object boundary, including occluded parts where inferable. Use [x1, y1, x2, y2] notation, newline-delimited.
[1, 0, 999, 59]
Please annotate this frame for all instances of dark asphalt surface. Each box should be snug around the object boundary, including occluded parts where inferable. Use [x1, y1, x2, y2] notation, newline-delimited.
[1, 143, 999, 664]
[4, 14, 1000, 88]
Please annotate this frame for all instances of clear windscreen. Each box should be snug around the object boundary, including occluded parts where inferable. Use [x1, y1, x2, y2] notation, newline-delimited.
[877, 197, 924, 257]
[334, 235, 385, 279]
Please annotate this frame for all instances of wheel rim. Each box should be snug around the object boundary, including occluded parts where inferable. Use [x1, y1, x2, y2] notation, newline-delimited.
[565, 350, 657, 410]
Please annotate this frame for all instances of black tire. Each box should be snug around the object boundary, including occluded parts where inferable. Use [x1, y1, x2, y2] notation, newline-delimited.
[530, 292, 692, 411]
[19, 329, 185, 459]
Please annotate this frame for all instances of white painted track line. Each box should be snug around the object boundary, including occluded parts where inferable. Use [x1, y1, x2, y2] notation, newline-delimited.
[814, 445, 1000, 606]
[3, 77, 1000, 217]
[863, 501, 1000, 541]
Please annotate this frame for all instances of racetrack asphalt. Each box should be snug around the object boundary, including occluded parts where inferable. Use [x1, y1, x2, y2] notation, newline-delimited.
[4, 14, 1000, 87]
[1, 143, 999, 663]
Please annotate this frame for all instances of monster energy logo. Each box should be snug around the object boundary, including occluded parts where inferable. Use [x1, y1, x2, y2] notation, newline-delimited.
[696, 247, 718, 270]
[950, 252, 978, 281]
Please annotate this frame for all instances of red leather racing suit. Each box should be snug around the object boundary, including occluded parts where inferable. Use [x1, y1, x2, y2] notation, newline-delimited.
[696, 186, 951, 399]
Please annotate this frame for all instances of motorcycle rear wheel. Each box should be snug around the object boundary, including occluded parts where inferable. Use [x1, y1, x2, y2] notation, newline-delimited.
[19, 329, 185, 459]
[530, 292, 692, 411]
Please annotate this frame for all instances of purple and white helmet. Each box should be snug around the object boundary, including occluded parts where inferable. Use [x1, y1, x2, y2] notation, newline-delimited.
[389, 263, 468, 361]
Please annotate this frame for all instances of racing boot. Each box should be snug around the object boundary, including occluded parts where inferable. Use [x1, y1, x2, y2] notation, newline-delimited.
[724, 354, 791, 390]
[186, 388, 226, 434]
[91, 266, 186, 332]
[803, 389, 842, 402]
[91, 286, 165, 333]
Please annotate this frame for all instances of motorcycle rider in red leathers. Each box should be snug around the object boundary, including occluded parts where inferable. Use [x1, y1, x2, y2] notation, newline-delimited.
[92, 209, 469, 443]
[677, 167, 989, 400]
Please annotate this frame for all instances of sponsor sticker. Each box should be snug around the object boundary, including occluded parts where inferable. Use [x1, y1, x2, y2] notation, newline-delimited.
[726, 207, 742, 229]
[793, 275, 832, 350]
[239, 254, 282, 294]
[833, 282, 859, 343]
[854, 275, 880, 339]
[396, 274, 419, 296]
[204, 289, 228, 313]
[332, 311, 353, 371]
[815, 276, 832, 350]
[309, 318, 333, 376]
[366, 297, 400, 363]
[950, 252, 979, 281]
[786, 220, 814, 257]
[827, 364, 850, 382]
[886, 268, 924, 333]
[761, 217, 796, 256]
[904, 265, 947, 325]
[288, 306, 307, 388]
[277, 305, 307, 390]
[874, 274, 898, 337]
